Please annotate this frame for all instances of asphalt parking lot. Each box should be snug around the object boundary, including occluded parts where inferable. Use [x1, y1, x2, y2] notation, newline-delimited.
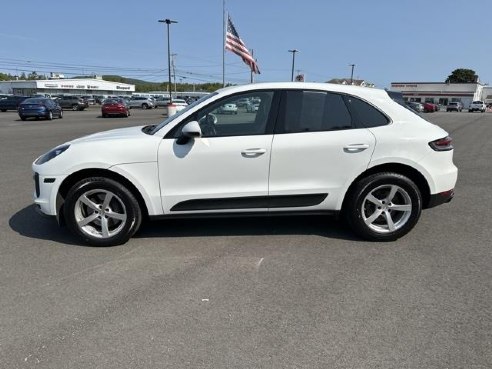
[0, 106, 491, 368]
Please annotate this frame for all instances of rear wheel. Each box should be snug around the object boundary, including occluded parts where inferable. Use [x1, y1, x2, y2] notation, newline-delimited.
[59, 110, 63, 119]
[64, 177, 142, 246]
[47, 111, 53, 120]
[344, 172, 422, 241]
[72, 104, 78, 111]
[20, 115, 27, 121]
[142, 103, 148, 109]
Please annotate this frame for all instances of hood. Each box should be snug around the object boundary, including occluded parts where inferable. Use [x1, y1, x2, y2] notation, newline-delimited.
[70, 125, 149, 144]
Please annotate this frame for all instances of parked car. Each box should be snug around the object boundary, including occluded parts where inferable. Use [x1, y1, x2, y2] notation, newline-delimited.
[422, 102, 437, 113]
[446, 102, 463, 112]
[407, 101, 424, 112]
[170, 98, 188, 112]
[0, 96, 30, 112]
[154, 97, 170, 108]
[18, 98, 63, 121]
[246, 102, 259, 112]
[154, 98, 188, 111]
[127, 96, 155, 109]
[94, 95, 107, 104]
[81, 96, 96, 105]
[101, 98, 130, 118]
[468, 100, 486, 113]
[217, 103, 238, 114]
[33, 83, 458, 246]
[57, 96, 88, 111]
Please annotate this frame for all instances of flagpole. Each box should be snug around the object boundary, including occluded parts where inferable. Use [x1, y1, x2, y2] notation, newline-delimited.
[250, 49, 254, 84]
[222, 0, 226, 87]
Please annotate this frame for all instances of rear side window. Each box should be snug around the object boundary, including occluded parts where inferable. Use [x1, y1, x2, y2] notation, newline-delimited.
[276, 90, 353, 133]
[344, 96, 389, 128]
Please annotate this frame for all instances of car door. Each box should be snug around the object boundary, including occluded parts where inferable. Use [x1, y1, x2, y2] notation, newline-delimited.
[158, 90, 278, 214]
[268, 90, 377, 211]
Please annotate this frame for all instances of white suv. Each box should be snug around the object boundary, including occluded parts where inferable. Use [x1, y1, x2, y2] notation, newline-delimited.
[468, 100, 486, 113]
[32, 82, 458, 246]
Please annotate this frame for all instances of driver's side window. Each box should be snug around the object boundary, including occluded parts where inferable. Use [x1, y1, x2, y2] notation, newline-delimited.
[195, 91, 274, 137]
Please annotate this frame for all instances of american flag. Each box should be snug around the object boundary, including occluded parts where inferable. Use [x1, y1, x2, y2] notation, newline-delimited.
[225, 15, 260, 74]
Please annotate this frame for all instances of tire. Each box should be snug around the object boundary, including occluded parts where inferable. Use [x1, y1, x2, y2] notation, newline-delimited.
[47, 111, 53, 120]
[20, 115, 27, 121]
[59, 110, 63, 119]
[72, 104, 78, 111]
[343, 172, 422, 241]
[64, 177, 142, 246]
[102, 113, 107, 118]
[1, 109, 6, 112]
[142, 103, 148, 109]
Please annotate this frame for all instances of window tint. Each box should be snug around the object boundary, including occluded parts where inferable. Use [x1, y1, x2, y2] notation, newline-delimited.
[277, 90, 352, 134]
[187, 91, 274, 138]
[344, 96, 389, 128]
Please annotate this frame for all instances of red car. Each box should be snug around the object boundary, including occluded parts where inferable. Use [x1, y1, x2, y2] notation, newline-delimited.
[101, 98, 130, 118]
[422, 102, 438, 113]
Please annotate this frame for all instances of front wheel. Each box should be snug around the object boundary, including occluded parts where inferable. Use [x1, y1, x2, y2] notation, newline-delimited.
[343, 173, 422, 241]
[72, 104, 78, 111]
[47, 111, 53, 120]
[59, 110, 63, 119]
[64, 177, 142, 246]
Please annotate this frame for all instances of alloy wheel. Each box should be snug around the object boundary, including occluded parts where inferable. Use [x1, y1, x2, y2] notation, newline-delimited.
[361, 184, 412, 233]
[74, 189, 127, 239]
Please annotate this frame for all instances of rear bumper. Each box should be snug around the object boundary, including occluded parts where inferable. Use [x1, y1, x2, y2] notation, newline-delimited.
[20, 110, 49, 118]
[426, 189, 454, 208]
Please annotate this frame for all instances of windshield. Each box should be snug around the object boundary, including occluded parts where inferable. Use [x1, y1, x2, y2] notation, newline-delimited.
[149, 93, 217, 135]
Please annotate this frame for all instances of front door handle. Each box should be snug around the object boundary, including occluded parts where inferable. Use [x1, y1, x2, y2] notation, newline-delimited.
[343, 144, 370, 153]
[241, 148, 267, 157]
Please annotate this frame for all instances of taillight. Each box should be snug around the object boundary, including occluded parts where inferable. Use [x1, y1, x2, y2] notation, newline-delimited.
[429, 136, 453, 151]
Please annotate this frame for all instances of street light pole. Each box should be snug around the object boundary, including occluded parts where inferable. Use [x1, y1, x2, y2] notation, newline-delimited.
[349, 63, 355, 85]
[158, 18, 177, 103]
[288, 49, 299, 82]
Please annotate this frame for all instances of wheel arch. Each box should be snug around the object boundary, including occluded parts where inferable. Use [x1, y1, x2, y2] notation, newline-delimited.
[341, 163, 431, 211]
[56, 168, 150, 225]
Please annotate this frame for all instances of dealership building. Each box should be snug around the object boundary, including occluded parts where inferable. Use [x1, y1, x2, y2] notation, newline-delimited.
[390, 81, 488, 108]
[0, 77, 135, 97]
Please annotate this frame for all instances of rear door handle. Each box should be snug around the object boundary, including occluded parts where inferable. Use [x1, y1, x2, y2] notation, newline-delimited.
[343, 144, 370, 153]
[241, 148, 267, 157]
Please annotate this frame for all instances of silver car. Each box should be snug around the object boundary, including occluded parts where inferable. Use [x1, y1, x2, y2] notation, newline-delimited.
[127, 96, 155, 109]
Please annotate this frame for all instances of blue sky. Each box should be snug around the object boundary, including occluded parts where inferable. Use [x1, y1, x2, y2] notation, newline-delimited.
[0, 0, 489, 88]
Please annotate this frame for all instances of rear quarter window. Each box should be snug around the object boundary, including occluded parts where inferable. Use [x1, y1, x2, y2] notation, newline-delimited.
[344, 95, 390, 128]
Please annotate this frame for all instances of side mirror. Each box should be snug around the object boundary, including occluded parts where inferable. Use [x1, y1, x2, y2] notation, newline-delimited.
[177, 121, 202, 145]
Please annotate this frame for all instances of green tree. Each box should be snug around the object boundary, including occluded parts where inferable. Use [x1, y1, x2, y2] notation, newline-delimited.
[445, 68, 478, 83]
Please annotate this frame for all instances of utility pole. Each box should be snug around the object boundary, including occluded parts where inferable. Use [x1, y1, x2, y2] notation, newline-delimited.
[158, 18, 178, 103]
[171, 53, 177, 94]
[288, 49, 299, 82]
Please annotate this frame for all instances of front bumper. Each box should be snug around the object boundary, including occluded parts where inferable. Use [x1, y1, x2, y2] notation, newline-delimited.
[33, 172, 66, 217]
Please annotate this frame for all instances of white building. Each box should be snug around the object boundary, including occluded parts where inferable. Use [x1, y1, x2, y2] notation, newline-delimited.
[0, 78, 135, 97]
[481, 86, 492, 105]
[390, 81, 484, 108]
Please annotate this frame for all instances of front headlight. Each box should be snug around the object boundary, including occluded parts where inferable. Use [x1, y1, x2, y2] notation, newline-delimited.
[35, 144, 70, 165]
